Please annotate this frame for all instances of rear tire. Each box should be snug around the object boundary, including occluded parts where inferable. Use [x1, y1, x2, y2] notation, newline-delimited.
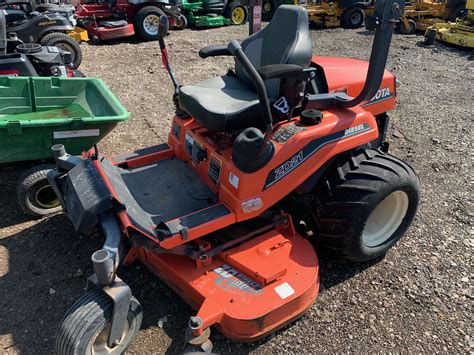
[226, 2, 248, 25]
[134, 6, 169, 41]
[55, 288, 142, 355]
[341, 7, 365, 29]
[16, 164, 62, 218]
[262, 0, 276, 21]
[40, 32, 82, 69]
[307, 149, 420, 262]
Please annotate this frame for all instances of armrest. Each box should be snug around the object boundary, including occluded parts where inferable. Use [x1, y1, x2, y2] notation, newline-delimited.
[199, 44, 232, 59]
[257, 64, 304, 80]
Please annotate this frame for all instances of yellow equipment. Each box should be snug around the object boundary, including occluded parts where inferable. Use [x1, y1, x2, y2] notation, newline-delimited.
[295, 0, 374, 28]
[68, 27, 89, 42]
[424, 0, 474, 47]
[399, 0, 467, 34]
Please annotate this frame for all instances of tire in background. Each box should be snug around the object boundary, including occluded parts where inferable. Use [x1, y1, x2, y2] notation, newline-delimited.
[341, 7, 365, 29]
[174, 14, 188, 30]
[55, 288, 142, 355]
[262, 0, 276, 21]
[40, 32, 83, 69]
[226, 2, 248, 25]
[134, 6, 169, 41]
[424, 28, 437, 45]
[16, 164, 62, 218]
[398, 19, 417, 34]
[308, 149, 420, 262]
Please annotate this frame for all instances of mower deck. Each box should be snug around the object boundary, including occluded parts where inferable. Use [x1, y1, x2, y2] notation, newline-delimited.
[128, 215, 320, 341]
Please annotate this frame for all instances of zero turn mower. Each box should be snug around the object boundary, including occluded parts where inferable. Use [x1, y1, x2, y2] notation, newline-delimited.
[179, 0, 248, 28]
[50, 1, 419, 353]
[295, 0, 374, 28]
[75, 0, 181, 43]
[1, 0, 84, 68]
[424, 0, 473, 47]
[398, 0, 466, 34]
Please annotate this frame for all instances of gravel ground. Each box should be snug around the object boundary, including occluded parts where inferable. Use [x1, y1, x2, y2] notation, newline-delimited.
[0, 25, 473, 354]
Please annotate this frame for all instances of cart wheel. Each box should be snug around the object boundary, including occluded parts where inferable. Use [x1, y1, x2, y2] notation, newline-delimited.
[17, 164, 62, 218]
[226, 2, 248, 25]
[341, 7, 365, 29]
[307, 149, 420, 262]
[135, 6, 169, 41]
[174, 14, 188, 30]
[424, 28, 437, 45]
[40, 32, 83, 69]
[262, 0, 276, 21]
[55, 288, 142, 355]
[398, 19, 417, 34]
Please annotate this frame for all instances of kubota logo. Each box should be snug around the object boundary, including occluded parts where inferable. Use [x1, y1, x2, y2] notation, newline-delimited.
[369, 87, 393, 103]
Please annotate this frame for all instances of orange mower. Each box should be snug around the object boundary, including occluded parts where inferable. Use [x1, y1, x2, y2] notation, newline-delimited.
[50, 2, 419, 353]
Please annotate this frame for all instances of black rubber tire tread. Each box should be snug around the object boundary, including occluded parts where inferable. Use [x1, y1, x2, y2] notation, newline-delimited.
[398, 19, 417, 34]
[262, 0, 276, 21]
[341, 6, 365, 29]
[55, 288, 142, 355]
[40, 32, 83, 69]
[174, 14, 187, 30]
[424, 28, 437, 45]
[16, 164, 62, 218]
[134, 6, 169, 41]
[225, 2, 248, 25]
[310, 149, 420, 262]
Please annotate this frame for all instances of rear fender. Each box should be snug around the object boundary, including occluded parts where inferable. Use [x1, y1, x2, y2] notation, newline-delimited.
[311, 55, 397, 117]
[8, 14, 74, 42]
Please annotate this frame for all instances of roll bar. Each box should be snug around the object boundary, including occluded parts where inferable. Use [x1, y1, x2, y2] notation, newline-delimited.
[305, 0, 404, 109]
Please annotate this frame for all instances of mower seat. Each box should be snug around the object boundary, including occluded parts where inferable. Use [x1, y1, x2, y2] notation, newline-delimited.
[179, 5, 312, 132]
[4, 9, 27, 24]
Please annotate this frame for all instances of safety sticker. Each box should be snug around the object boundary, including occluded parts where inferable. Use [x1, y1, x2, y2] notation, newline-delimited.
[274, 282, 295, 299]
[208, 155, 222, 185]
[229, 172, 239, 189]
[53, 129, 100, 139]
[213, 264, 262, 295]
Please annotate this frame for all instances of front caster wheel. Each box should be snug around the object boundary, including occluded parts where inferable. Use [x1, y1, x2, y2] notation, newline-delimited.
[16, 164, 62, 218]
[309, 149, 420, 262]
[55, 289, 142, 355]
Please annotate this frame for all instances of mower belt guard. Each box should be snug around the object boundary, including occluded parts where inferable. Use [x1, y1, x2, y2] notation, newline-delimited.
[137, 227, 319, 341]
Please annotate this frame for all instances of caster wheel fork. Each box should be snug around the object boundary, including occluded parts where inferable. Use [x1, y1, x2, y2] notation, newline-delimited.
[183, 316, 213, 354]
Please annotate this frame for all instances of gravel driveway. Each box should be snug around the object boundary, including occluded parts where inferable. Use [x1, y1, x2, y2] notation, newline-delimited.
[0, 25, 472, 353]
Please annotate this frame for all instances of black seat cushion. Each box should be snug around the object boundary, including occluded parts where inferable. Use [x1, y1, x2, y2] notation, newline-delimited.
[178, 5, 312, 132]
[179, 74, 264, 132]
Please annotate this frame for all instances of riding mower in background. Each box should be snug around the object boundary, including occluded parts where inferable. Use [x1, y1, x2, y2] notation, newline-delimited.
[179, 0, 248, 28]
[75, 0, 181, 43]
[398, 0, 467, 34]
[50, 1, 419, 353]
[1, 0, 84, 68]
[0, 11, 78, 77]
[424, 0, 473, 46]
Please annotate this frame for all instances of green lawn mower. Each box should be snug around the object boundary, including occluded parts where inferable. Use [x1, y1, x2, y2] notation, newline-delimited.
[179, 0, 248, 28]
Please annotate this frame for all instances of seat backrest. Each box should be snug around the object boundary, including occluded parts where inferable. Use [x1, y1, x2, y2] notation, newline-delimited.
[235, 5, 312, 99]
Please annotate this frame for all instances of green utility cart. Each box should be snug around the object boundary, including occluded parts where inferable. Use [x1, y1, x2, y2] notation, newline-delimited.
[0, 77, 129, 217]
